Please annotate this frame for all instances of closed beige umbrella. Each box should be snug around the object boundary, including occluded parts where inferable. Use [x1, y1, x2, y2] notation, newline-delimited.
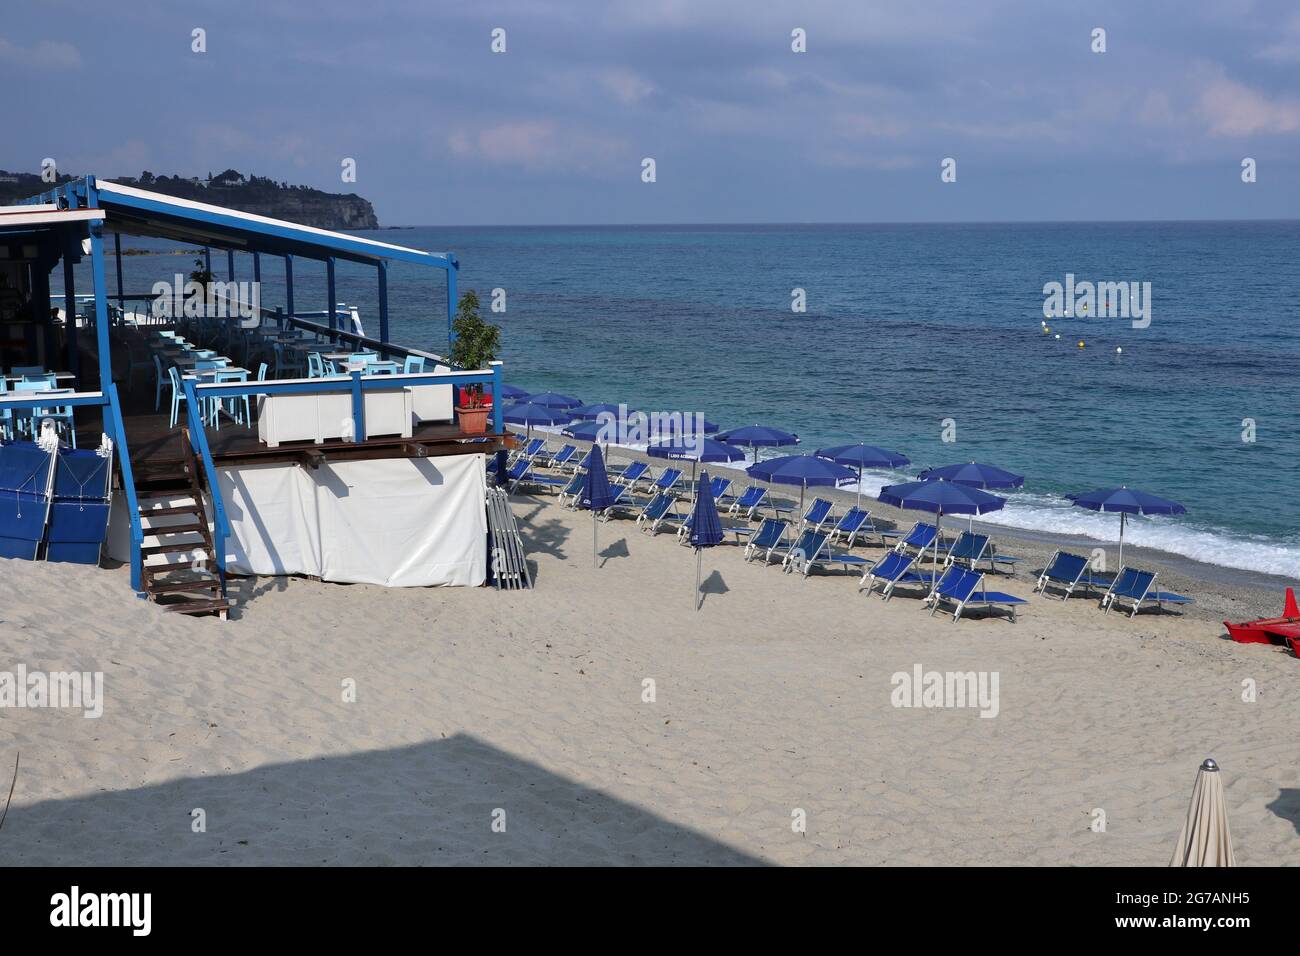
[1169, 758, 1236, 867]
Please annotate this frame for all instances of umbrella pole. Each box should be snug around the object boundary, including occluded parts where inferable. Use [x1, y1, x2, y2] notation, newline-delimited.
[1118, 512, 1125, 570]
[695, 548, 702, 610]
[593, 509, 598, 568]
[856, 465, 862, 511]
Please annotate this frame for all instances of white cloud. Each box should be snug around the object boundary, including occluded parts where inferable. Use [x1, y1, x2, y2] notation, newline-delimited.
[0, 35, 82, 69]
[1197, 73, 1300, 136]
[447, 120, 625, 171]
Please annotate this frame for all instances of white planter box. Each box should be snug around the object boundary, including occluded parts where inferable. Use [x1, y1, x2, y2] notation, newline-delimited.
[257, 388, 413, 447]
[408, 383, 454, 423]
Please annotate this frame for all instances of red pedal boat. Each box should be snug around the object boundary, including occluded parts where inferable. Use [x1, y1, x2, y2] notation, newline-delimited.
[1224, 588, 1300, 656]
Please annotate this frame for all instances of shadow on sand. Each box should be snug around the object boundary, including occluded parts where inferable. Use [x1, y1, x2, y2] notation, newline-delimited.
[3, 734, 765, 866]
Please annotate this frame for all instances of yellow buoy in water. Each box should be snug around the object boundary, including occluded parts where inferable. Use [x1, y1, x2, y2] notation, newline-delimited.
[1042, 325, 1051, 333]
[1077, 340, 1086, 349]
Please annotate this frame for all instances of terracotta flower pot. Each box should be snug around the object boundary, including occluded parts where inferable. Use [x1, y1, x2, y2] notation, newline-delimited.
[457, 406, 490, 435]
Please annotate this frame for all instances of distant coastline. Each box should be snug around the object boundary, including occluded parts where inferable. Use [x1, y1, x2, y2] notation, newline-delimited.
[0, 168, 378, 231]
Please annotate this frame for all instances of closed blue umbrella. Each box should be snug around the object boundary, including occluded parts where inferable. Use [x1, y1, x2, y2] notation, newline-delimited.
[816, 443, 912, 509]
[1068, 486, 1187, 568]
[878, 478, 1007, 579]
[579, 445, 617, 567]
[747, 453, 855, 514]
[690, 469, 724, 610]
[717, 424, 799, 464]
[526, 391, 583, 409]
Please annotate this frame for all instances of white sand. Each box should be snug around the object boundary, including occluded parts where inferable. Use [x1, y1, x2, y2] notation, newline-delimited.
[1, 493, 1297, 866]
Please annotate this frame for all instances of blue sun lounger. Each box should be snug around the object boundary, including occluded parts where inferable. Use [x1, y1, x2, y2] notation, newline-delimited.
[597, 483, 636, 521]
[743, 517, 789, 563]
[636, 492, 679, 533]
[884, 521, 938, 556]
[858, 551, 934, 600]
[1034, 550, 1110, 600]
[926, 567, 1028, 622]
[547, 444, 578, 470]
[799, 497, 834, 532]
[510, 437, 546, 465]
[672, 510, 750, 546]
[558, 472, 586, 508]
[941, 532, 990, 570]
[649, 467, 684, 495]
[708, 476, 732, 501]
[828, 506, 878, 548]
[1100, 567, 1193, 617]
[506, 459, 567, 494]
[728, 484, 768, 519]
[776, 529, 871, 578]
[613, 460, 649, 491]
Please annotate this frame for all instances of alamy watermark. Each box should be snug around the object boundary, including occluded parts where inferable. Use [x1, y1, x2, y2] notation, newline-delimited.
[1043, 273, 1151, 329]
[592, 405, 707, 456]
[151, 274, 261, 328]
[0, 665, 103, 718]
[891, 664, 999, 718]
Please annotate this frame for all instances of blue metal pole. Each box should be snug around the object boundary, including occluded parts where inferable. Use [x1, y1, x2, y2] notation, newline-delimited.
[284, 254, 295, 319]
[377, 260, 389, 346]
[227, 248, 235, 281]
[350, 369, 365, 442]
[326, 256, 337, 339]
[63, 252, 79, 382]
[204, 246, 212, 275]
[88, 226, 112, 389]
[253, 251, 261, 285]
[491, 360, 506, 484]
[104, 384, 145, 596]
[113, 231, 124, 315]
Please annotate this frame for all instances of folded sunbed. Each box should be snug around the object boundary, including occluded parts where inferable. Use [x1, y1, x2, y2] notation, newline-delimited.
[1100, 566, 1193, 617]
[927, 567, 1028, 622]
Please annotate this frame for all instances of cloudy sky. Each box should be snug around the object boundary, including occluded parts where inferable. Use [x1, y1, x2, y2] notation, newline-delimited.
[4, 0, 1299, 224]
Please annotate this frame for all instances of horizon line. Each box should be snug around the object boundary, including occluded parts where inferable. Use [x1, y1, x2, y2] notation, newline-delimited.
[377, 216, 1300, 229]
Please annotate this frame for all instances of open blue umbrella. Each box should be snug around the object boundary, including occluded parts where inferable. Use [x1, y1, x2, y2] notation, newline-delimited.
[571, 402, 627, 420]
[717, 424, 799, 464]
[503, 401, 574, 449]
[1068, 486, 1187, 568]
[816, 442, 912, 509]
[562, 420, 606, 442]
[526, 391, 583, 410]
[878, 478, 1007, 579]
[493, 383, 530, 400]
[648, 436, 746, 494]
[917, 461, 1024, 532]
[579, 444, 617, 567]
[747, 454, 855, 514]
[690, 469, 724, 610]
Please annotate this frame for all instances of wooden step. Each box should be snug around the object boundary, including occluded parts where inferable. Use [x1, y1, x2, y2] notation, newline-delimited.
[142, 520, 208, 536]
[148, 577, 222, 595]
[137, 504, 204, 518]
[158, 597, 229, 618]
[141, 541, 211, 558]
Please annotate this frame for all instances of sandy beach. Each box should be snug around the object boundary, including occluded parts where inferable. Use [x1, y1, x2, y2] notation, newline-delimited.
[2, 478, 1297, 866]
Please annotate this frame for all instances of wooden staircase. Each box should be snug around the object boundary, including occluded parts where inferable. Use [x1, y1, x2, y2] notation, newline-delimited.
[132, 430, 230, 619]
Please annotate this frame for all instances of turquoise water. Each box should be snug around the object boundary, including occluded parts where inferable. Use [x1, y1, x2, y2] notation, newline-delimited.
[100, 221, 1300, 577]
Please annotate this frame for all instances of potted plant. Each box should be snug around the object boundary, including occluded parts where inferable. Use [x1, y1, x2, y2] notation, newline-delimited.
[447, 289, 501, 435]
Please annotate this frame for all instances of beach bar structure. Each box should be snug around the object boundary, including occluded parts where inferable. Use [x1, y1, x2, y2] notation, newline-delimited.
[2, 176, 508, 616]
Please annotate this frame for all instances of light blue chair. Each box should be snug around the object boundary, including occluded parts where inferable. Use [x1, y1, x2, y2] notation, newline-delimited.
[151, 354, 165, 410]
[307, 352, 325, 378]
[166, 366, 189, 429]
[403, 356, 426, 374]
[209, 369, 249, 428]
[12, 380, 76, 447]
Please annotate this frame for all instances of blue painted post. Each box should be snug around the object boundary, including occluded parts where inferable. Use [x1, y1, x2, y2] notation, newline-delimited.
[326, 256, 337, 340]
[63, 254, 79, 382]
[104, 384, 145, 596]
[204, 246, 212, 275]
[253, 251, 261, 285]
[227, 248, 235, 281]
[113, 231, 124, 315]
[88, 226, 112, 389]
[446, 257, 458, 356]
[377, 260, 389, 346]
[350, 369, 365, 442]
[284, 254, 295, 319]
[490, 361, 506, 484]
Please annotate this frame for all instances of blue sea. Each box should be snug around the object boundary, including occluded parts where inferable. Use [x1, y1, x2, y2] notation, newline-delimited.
[103, 221, 1300, 579]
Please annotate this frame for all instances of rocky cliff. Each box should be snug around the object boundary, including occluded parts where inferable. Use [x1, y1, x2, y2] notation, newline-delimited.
[0, 168, 380, 230]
